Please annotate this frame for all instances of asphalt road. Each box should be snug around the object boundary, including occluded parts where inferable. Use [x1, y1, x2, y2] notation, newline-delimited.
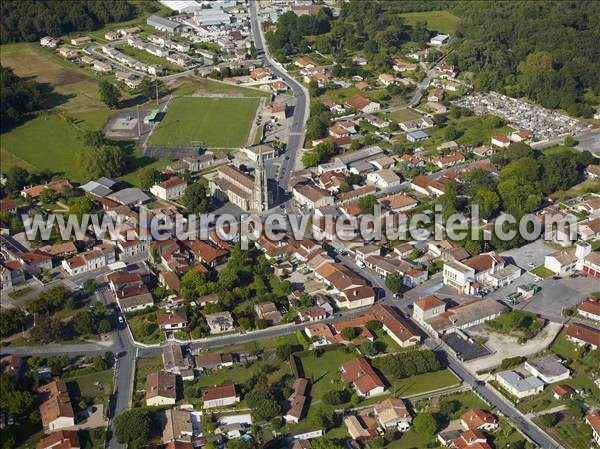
[249, 2, 308, 191]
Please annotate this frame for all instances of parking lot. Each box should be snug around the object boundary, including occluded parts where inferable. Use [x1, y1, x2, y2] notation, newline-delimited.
[442, 332, 491, 361]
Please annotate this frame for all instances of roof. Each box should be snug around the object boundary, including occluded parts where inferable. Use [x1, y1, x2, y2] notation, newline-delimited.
[22, 179, 72, 198]
[578, 298, 600, 317]
[0, 199, 17, 211]
[161, 408, 192, 443]
[496, 370, 544, 393]
[157, 177, 186, 189]
[425, 299, 505, 333]
[157, 311, 188, 327]
[378, 193, 417, 210]
[163, 344, 188, 371]
[294, 184, 332, 203]
[341, 357, 385, 395]
[463, 252, 504, 273]
[201, 383, 237, 401]
[551, 384, 575, 397]
[146, 370, 178, 400]
[38, 378, 74, 427]
[525, 355, 569, 378]
[373, 398, 411, 425]
[460, 409, 497, 429]
[586, 413, 600, 437]
[108, 187, 150, 205]
[415, 295, 445, 311]
[565, 323, 600, 346]
[345, 94, 374, 110]
[37, 430, 80, 449]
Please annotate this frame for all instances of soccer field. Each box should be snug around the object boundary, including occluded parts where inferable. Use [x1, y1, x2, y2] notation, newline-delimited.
[149, 96, 260, 148]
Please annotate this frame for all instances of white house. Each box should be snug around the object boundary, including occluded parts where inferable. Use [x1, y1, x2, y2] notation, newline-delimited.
[429, 34, 449, 46]
[150, 177, 187, 200]
[495, 370, 544, 398]
[366, 169, 401, 191]
[201, 384, 240, 409]
[524, 355, 570, 384]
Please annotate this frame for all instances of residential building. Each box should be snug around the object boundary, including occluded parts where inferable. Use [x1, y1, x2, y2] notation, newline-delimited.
[107, 271, 154, 313]
[450, 430, 491, 449]
[61, 244, 115, 276]
[146, 371, 178, 406]
[162, 344, 193, 379]
[151, 177, 187, 200]
[366, 169, 401, 190]
[195, 353, 235, 372]
[585, 164, 600, 180]
[524, 355, 570, 384]
[38, 378, 75, 431]
[254, 302, 283, 324]
[406, 130, 429, 142]
[157, 312, 188, 331]
[460, 409, 498, 431]
[551, 384, 575, 400]
[412, 295, 446, 323]
[373, 398, 412, 431]
[491, 135, 511, 148]
[495, 370, 544, 398]
[284, 378, 309, 424]
[344, 415, 377, 442]
[577, 298, 600, 321]
[298, 307, 327, 322]
[565, 323, 599, 349]
[201, 383, 240, 409]
[37, 430, 80, 449]
[21, 179, 73, 199]
[293, 184, 334, 209]
[0, 261, 26, 290]
[586, 413, 600, 446]
[160, 409, 193, 443]
[345, 95, 380, 113]
[205, 311, 234, 334]
[341, 357, 386, 397]
[430, 34, 449, 45]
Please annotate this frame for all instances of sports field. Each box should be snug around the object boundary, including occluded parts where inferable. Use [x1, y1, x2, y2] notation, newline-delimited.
[149, 96, 260, 148]
[400, 10, 461, 34]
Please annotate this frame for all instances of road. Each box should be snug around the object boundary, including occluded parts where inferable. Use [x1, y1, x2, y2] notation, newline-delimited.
[249, 2, 309, 191]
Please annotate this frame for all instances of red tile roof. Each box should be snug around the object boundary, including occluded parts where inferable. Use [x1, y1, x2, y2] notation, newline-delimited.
[201, 383, 237, 401]
[341, 357, 385, 395]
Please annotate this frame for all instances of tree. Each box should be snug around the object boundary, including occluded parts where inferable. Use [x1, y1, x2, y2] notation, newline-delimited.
[311, 406, 334, 430]
[439, 399, 460, 417]
[72, 310, 97, 335]
[83, 279, 96, 294]
[539, 412, 560, 427]
[83, 130, 108, 148]
[276, 343, 293, 361]
[5, 166, 30, 193]
[136, 78, 162, 102]
[30, 317, 65, 343]
[413, 413, 438, 436]
[0, 308, 26, 337]
[114, 410, 151, 448]
[181, 181, 210, 214]
[473, 190, 500, 220]
[308, 80, 321, 97]
[357, 194, 377, 215]
[322, 390, 348, 405]
[99, 80, 120, 109]
[385, 272, 403, 294]
[81, 145, 124, 179]
[139, 166, 161, 190]
[341, 327, 360, 340]
[0, 67, 50, 129]
[70, 195, 95, 220]
[98, 319, 111, 333]
[0, 374, 34, 416]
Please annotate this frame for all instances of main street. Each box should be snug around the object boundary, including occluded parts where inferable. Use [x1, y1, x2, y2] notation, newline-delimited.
[249, 1, 308, 191]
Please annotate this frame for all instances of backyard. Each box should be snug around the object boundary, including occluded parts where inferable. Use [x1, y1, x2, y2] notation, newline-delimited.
[149, 96, 260, 148]
[399, 10, 462, 34]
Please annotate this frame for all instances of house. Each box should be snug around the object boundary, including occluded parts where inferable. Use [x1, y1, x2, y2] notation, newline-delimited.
[58, 47, 78, 59]
[370, 155, 396, 170]
[544, 247, 578, 275]
[201, 383, 240, 409]
[416, 298, 505, 337]
[61, 245, 115, 276]
[195, 353, 235, 372]
[344, 415, 377, 442]
[435, 63, 457, 78]
[21, 179, 73, 199]
[524, 355, 570, 384]
[426, 101, 448, 114]
[147, 15, 181, 33]
[373, 398, 412, 431]
[366, 169, 401, 191]
[573, 196, 600, 216]
[585, 164, 600, 180]
[107, 271, 154, 313]
[160, 409, 193, 443]
[37, 430, 80, 449]
[495, 370, 544, 398]
[410, 175, 445, 197]
[412, 295, 446, 324]
[392, 59, 417, 72]
[105, 31, 120, 41]
[162, 344, 193, 378]
[298, 307, 327, 322]
[93, 60, 112, 72]
[511, 129, 533, 142]
[450, 430, 490, 449]
[565, 323, 599, 349]
[430, 34, 449, 46]
[157, 312, 188, 331]
[205, 311, 234, 334]
[40, 36, 60, 48]
[379, 73, 397, 86]
[377, 192, 417, 213]
[432, 152, 465, 169]
[586, 413, 600, 446]
[151, 177, 187, 200]
[345, 95, 380, 113]
[70, 36, 91, 46]
[577, 298, 600, 321]
[293, 184, 334, 209]
[443, 252, 521, 295]
[460, 409, 498, 431]
[578, 217, 600, 241]
[268, 103, 287, 121]
[0, 199, 18, 214]
[250, 67, 272, 81]
[146, 371, 178, 406]
[0, 261, 26, 290]
[552, 384, 575, 400]
[473, 145, 495, 157]
[254, 302, 283, 325]
[428, 88, 444, 102]
[295, 57, 314, 69]
[341, 357, 386, 397]
[491, 135, 511, 148]
[38, 378, 75, 431]
[284, 378, 309, 424]
[406, 130, 429, 142]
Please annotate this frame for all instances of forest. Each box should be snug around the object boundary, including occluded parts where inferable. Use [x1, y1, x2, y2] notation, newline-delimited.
[0, 0, 136, 43]
[0, 66, 50, 130]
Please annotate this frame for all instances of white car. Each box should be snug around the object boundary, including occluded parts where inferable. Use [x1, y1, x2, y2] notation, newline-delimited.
[118, 316, 124, 324]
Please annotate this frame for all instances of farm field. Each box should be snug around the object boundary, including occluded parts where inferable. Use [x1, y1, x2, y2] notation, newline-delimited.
[400, 10, 462, 34]
[149, 96, 260, 148]
[0, 111, 112, 181]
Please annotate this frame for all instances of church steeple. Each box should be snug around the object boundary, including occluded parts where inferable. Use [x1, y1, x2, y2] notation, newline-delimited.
[252, 146, 269, 212]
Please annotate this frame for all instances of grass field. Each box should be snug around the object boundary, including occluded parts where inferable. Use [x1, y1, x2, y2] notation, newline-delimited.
[174, 77, 272, 98]
[149, 96, 260, 148]
[400, 10, 462, 34]
[0, 111, 112, 181]
[1, 43, 108, 112]
[385, 108, 422, 123]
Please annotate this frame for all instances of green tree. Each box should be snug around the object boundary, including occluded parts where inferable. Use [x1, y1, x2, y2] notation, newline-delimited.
[72, 310, 97, 335]
[473, 190, 500, 220]
[81, 145, 124, 179]
[311, 406, 334, 430]
[98, 319, 111, 333]
[139, 166, 161, 190]
[357, 194, 377, 215]
[114, 410, 151, 448]
[385, 272, 403, 294]
[70, 195, 95, 220]
[83, 279, 96, 294]
[413, 413, 438, 436]
[181, 181, 210, 214]
[341, 327, 360, 340]
[276, 343, 293, 361]
[99, 80, 120, 109]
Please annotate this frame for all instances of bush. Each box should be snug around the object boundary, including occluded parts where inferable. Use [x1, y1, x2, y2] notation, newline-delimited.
[500, 356, 526, 370]
[322, 390, 349, 405]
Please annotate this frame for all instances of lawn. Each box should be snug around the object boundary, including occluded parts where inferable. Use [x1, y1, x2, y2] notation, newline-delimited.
[388, 369, 460, 398]
[531, 265, 556, 279]
[296, 346, 358, 401]
[64, 368, 114, 406]
[149, 96, 260, 148]
[134, 355, 163, 391]
[127, 311, 163, 345]
[118, 145, 172, 187]
[0, 111, 112, 181]
[400, 10, 462, 34]
[385, 429, 437, 448]
[385, 108, 422, 123]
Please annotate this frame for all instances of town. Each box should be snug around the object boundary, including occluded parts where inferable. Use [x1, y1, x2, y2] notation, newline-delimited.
[0, 2, 599, 449]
